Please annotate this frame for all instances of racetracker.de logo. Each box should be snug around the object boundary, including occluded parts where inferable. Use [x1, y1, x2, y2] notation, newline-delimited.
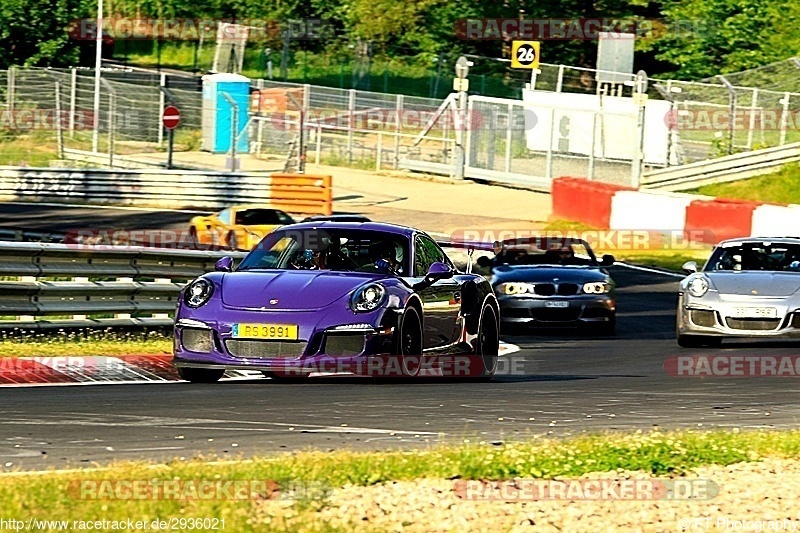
[665, 355, 800, 377]
[665, 109, 800, 131]
[266, 108, 485, 132]
[454, 18, 653, 40]
[453, 478, 718, 500]
[0, 110, 95, 131]
[67, 18, 328, 40]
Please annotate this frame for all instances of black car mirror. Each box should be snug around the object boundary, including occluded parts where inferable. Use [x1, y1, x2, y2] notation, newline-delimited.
[476, 256, 492, 269]
[601, 254, 615, 266]
[682, 260, 698, 274]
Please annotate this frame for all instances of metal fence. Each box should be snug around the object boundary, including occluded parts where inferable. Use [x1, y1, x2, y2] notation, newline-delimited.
[0, 242, 246, 329]
[1, 59, 799, 189]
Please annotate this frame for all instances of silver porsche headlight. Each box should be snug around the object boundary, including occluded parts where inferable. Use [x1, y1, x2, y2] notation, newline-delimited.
[583, 282, 612, 294]
[184, 278, 214, 308]
[350, 283, 386, 313]
[688, 276, 709, 297]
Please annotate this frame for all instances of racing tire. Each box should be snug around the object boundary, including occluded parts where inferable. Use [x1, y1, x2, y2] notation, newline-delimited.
[394, 306, 423, 378]
[473, 304, 499, 381]
[177, 366, 224, 383]
[227, 231, 238, 251]
[677, 334, 722, 348]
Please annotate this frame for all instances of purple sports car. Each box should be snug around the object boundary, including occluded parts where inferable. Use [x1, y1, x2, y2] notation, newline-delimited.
[173, 221, 500, 382]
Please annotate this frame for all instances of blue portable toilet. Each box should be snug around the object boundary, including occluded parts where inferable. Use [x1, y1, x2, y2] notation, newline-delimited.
[201, 73, 250, 154]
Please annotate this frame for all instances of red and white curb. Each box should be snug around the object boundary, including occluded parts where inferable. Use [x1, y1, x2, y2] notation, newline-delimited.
[0, 343, 520, 386]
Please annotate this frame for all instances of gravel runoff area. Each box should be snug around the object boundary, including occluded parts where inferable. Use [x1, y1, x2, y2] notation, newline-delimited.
[252, 459, 800, 532]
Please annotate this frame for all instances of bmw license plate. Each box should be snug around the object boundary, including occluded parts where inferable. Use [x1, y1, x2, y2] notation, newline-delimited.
[232, 324, 299, 340]
[732, 307, 777, 318]
[544, 301, 569, 308]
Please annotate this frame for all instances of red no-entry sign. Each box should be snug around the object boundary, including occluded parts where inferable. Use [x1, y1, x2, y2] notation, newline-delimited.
[162, 105, 181, 130]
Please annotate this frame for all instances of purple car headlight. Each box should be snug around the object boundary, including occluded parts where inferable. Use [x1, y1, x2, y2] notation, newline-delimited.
[350, 283, 386, 313]
[184, 278, 214, 308]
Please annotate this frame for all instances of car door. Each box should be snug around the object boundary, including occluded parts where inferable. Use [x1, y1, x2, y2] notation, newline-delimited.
[413, 234, 462, 349]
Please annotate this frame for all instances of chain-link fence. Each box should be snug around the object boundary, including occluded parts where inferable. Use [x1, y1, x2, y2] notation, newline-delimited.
[1, 58, 799, 183]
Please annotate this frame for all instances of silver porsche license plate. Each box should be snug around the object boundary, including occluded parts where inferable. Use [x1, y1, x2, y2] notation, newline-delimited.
[544, 301, 569, 308]
[732, 307, 777, 318]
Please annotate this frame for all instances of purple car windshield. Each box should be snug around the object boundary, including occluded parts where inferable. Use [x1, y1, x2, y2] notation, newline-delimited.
[237, 228, 410, 274]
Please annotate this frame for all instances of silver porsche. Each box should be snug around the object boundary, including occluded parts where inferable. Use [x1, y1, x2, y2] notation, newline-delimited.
[677, 237, 800, 347]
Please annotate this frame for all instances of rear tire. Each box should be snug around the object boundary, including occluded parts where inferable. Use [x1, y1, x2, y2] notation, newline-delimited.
[177, 367, 224, 383]
[394, 306, 423, 378]
[474, 305, 499, 381]
[677, 334, 721, 348]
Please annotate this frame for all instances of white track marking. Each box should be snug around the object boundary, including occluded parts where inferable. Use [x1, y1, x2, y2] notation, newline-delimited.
[614, 261, 685, 278]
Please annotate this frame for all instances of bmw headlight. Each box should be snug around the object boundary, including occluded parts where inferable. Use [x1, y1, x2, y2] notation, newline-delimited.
[583, 282, 612, 294]
[496, 282, 532, 295]
[184, 278, 214, 308]
[688, 276, 709, 297]
[350, 283, 386, 313]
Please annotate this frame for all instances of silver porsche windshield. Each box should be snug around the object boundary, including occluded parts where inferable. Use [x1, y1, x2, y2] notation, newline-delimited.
[237, 228, 409, 274]
[705, 242, 800, 272]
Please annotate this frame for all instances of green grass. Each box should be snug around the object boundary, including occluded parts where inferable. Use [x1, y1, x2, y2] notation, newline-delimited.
[0, 329, 172, 357]
[687, 162, 800, 204]
[0, 429, 797, 528]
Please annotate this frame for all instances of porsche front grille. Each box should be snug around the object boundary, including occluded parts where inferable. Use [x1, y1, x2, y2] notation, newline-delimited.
[225, 340, 307, 358]
[724, 318, 781, 331]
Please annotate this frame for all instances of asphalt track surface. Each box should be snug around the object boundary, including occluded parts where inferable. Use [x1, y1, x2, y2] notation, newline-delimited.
[2, 204, 800, 471]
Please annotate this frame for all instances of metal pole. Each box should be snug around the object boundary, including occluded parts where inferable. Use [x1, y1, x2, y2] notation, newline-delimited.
[454, 91, 467, 180]
[158, 73, 166, 146]
[504, 103, 512, 174]
[315, 124, 322, 165]
[298, 106, 306, 173]
[54, 81, 64, 159]
[718, 75, 736, 155]
[108, 92, 115, 167]
[221, 92, 239, 171]
[746, 88, 757, 150]
[167, 129, 175, 169]
[545, 107, 555, 179]
[92, 0, 103, 153]
[347, 89, 355, 163]
[7, 67, 15, 113]
[394, 94, 402, 170]
[69, 67, 77, 138]
[556, 65, 565, 93]
[780, 93, 790, 146]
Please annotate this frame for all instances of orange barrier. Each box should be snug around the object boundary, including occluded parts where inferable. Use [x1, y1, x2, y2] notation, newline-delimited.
[684, 198, 761, 244]
[551, 177, 635, 228]
[267, 173, 333, 216]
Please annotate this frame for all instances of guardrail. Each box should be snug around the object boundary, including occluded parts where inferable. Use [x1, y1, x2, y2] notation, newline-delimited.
[641, 142, 800, 191]
[0, 167, 333, 215]
[0, 242, 247, 330]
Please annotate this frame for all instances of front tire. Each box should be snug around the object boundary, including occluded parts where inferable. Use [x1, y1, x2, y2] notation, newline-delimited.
[177, 367, 224, 383]
[394, 306, 423, 378]
[474, 304, 499, 381]
[677, 334, 722, 348]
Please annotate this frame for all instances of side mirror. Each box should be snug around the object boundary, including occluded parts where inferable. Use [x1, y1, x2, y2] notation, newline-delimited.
[601, 254, 615, 266]
[476, 256, 492, 269]
[682, 260, 698, 274]
[426, 261, 454, 282]
[215, 256, 234, 272]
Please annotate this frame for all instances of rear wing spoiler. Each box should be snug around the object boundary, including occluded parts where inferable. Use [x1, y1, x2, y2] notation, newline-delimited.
[436, 240, 495, 274]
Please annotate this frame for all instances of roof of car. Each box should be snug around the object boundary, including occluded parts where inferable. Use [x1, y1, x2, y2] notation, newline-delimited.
[219, 204, 290, 212]
[278, 220, 419, 237]
[718, 236, 800, 246]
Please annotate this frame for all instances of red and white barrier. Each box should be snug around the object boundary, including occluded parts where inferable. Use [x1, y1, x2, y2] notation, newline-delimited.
[551, 177, 800, 244]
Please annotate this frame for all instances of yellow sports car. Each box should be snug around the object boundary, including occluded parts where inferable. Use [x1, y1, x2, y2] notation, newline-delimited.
[188, 205, 295, 250]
